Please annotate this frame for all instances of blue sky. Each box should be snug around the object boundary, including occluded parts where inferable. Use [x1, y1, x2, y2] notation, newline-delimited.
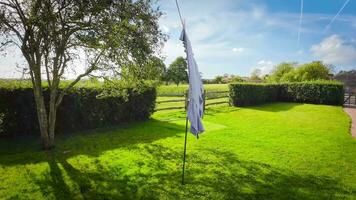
[158, 0, 356, 78]
[0, 0, 355, 79]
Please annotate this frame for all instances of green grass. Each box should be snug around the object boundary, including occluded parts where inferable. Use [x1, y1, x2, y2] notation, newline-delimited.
[0, 79, 104, 89]
[0, 103, 356, 199]
[157, 84, 228, 96]
[156, 84, 229, 111]
[155, 96, 229, 111]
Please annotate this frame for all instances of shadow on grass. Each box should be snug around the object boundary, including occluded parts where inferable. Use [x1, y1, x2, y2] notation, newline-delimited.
[27, 144, 355, 199]
[154, 106, 241, 121]
[0, 119, 184, 166]
[204, 105, 241, 117]
[1, 107, 355, 199]
[244, 102, 304, 112]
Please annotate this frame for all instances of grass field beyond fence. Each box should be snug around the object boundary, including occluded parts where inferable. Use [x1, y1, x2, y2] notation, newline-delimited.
[157, 84, 228, 96]
[156, 84, 230, 111]
[0, 103, 355, 199]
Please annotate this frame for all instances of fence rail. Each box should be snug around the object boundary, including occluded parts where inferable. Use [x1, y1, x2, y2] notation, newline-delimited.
[155, 90, 229, 112]
[205, 101, 229, 107]
[156, 99, 185, 104]
[205, 91, 229, 94]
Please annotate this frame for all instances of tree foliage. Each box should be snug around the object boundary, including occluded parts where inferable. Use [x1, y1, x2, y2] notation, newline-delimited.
[266, 61, 331, 83]
[206, 74, 245, 84]
[292, 61, 331, 81]
[266, 62, 296, 82]
[121, 56, 166, 82]
[250, 69, 262, 82]
[0, 0, 165, 149]
[166, 57, 188, 86]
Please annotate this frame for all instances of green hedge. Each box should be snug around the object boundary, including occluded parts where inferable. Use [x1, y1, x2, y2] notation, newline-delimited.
[0, 82, 156, 136]
[229, 81, 344, 107]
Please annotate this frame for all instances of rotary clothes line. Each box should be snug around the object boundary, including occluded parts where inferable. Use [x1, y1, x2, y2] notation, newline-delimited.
[175, 0, 205, 185]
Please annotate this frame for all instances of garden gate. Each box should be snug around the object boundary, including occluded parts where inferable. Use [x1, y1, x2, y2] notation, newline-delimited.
[344, 92, 356, 107]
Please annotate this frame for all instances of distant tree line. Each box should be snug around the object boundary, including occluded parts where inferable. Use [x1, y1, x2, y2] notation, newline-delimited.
[263, 61, 332, 82]
[203, 74, 246, 84]
[142, 58, 355, 90]
[134, 56, 188, 86]
[247, 61, 355, 90]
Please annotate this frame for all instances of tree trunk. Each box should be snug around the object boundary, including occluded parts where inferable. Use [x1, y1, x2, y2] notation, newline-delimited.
[33, 88, 51, 149]
[48, 89, 58, 148]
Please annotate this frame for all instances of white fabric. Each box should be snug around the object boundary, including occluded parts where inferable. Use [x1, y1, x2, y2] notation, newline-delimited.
[180, 27, 205, 136]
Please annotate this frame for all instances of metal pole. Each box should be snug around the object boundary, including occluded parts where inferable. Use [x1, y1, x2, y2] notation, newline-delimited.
[175, 0, 189, 185]
[203, 90, 206, 115]
[182, 116, 188, 185]
[175, 0, 184, 27]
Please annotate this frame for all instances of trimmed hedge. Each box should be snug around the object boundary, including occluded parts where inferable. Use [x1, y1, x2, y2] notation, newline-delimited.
[229, 81, 344, 107]
[0, 82, 156, 137]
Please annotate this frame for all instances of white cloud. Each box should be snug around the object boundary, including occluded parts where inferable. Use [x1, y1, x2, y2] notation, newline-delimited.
[159, 3, 296, 73]
[257, 60, 273, 65]
[232, 47, 245, 53]
[256, 60, 274, 75]
[310, 35, 356, 65]
[161, 39, 185, 65]
[161, 25, 170, 33]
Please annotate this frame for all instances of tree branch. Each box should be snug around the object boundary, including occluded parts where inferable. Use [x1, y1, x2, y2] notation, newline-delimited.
[55, 50, 105, 107]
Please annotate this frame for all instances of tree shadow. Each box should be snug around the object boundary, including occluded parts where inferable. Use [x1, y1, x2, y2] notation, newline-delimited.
[1, 107, 355, 199]
[27, 144, 355, 199]
[0, 119, 184, 166]
[244, 102, 304, 112]
[204, 106, 241, 117]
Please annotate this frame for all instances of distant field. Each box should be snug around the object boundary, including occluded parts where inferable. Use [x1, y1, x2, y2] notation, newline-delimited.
[0, 81, 228, 93]
[156, 84, 229, 111]
[156, 96, 229, 111]
[157, 84, 228, 96]
[0, 79, 104, 89]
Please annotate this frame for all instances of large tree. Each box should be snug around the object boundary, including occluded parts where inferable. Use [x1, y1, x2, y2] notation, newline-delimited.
[250, 69, 262, 82]
[122, 56, 166, 82]
[266, 62, 297, 82]
[282, 61, 331, 82]
[166, 56, 188, 86]
[0, 0, 165, 149]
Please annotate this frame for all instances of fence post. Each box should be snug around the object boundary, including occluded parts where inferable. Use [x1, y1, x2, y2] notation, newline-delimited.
[185, 90, 188, 111]
[349, 92, 351, 105]
[228, 90, 231, 106]
[203, 90, 206, 114]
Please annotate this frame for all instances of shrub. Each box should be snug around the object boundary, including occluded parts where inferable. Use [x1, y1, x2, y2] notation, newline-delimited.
[0, 113, 4, 133]
[229, 83, 279, 106]
[0, 81, 156, 137]
[229, 81, 344, 107]
[279, 81, 344, 105]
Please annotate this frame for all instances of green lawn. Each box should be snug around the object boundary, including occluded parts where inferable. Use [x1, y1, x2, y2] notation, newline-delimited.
[156, 84, 229, 111]
[156, 96, 229, 111]
[157, 84, 228, 96]
[0, 103, 355, 199]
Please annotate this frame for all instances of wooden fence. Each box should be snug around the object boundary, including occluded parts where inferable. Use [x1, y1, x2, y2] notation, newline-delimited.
[157, 91, 356, 111]
[155, 90, 229, 112]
